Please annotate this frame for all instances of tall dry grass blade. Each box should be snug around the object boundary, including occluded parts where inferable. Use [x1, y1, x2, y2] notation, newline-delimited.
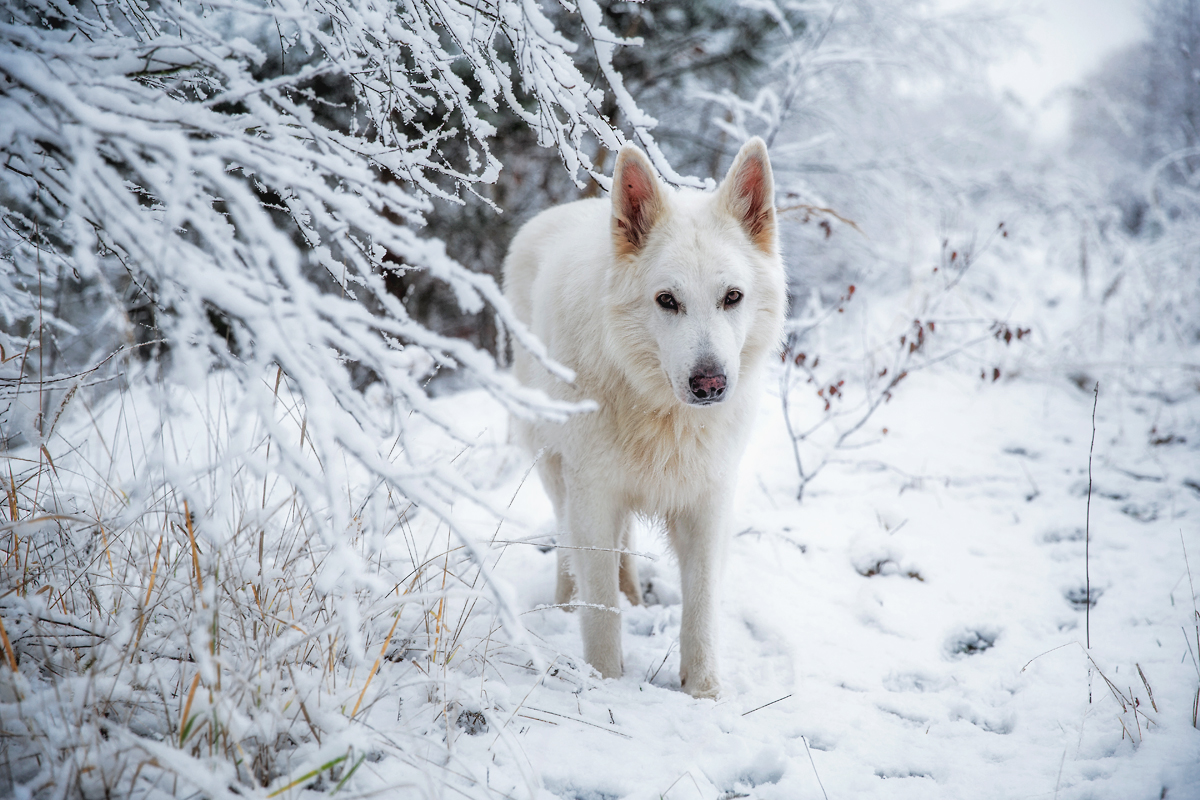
[100, 525, 114, 577]
[0, 614, 17, 670]
[1082, 649, 1156, 734]
[0, 513, 93, 530]
[184, 500, 203, 595]
[179, 673, 202, 746]
[131, 534, 164, 660]
[5, 470, 15, 522]
[263, 366, 283, 510]
[1136, 664, 1158, 712]
[46, 383, 77, 440]
[19, 537, 31, 596]
[7, 467, 17, 568]
[287, 663, 322, 745]
[351, 604, 405, 719]
[39, 445, 57, 477]
[431, 524, 452, 664]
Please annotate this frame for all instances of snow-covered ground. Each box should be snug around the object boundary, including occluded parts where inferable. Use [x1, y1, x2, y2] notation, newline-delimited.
[4, 316, 1198, 800]
[344, 364, 1200, 799]
[5, 0, 1199, 796]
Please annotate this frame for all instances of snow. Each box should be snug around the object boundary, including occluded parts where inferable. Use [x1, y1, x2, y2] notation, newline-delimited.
[339, 362, 1200, 799]
[984, 0, 1147, 142]
[6, 322, 1195, 799]
[2, 0, 1199, 796]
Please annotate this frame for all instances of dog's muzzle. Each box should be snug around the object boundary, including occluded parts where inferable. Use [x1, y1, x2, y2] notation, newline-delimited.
[688, 365, 727, 404]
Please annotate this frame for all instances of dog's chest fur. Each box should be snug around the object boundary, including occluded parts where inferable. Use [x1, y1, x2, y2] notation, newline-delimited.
[579, 373, 750, 512]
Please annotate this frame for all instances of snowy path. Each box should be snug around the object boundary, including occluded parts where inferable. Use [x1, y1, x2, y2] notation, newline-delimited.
[365, 370, 1200, 799]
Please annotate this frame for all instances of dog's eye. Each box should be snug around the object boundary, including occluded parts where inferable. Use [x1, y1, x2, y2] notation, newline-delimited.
[723, 289, 743, 308]
[656, 292, 679, 311]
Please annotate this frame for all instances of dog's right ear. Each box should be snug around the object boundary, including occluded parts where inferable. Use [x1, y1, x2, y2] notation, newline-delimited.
[716, 137, 776, 256]
[611, 145, 666, 258]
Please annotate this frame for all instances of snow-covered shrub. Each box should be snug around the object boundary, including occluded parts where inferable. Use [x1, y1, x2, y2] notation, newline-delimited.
[0, 0, 661, 795]
[689, 0, 1027, 498]
[1064, 0, 1200, 366]
[0, 378, 550, 797]
[696, 0, 1017, 298]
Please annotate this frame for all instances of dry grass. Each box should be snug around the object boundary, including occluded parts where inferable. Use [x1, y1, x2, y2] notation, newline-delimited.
[0, 376, 519, 798]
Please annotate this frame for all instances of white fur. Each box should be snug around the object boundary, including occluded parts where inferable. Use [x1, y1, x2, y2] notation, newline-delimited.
[503, 139, 786, 698]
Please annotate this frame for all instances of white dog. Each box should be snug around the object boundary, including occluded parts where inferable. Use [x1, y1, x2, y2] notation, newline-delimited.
[503, 138, 785, 698]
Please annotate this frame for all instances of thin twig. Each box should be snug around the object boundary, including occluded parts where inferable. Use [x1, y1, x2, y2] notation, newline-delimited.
[741, 693, 793, 716]
[522, 602, 619, 615]
[1086, 382, 1098, 649]
[1019, 641, 1076, 673]
[777, 203, 864, 235]
[1182, 627, 1200, 679]
[801, 735, 830, 800]
[647, 640, 675, 684]
[494, 540, 658, 561]
[523, 706, 632, 738]
[1181, 530, 1200, 681]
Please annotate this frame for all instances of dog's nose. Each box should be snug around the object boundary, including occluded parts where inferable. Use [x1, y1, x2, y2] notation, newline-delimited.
[689, 367, 727, 403]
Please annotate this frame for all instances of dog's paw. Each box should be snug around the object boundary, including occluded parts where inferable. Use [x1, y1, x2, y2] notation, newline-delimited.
[681, 671, 721, 699]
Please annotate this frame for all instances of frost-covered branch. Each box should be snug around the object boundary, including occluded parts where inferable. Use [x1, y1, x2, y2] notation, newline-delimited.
[0, 0, 662, 529]
[0, 1, 670, 794]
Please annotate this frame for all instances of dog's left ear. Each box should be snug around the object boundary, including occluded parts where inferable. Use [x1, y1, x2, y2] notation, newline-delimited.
[717, 137, 776, 255]
[611, 145, 667, 258]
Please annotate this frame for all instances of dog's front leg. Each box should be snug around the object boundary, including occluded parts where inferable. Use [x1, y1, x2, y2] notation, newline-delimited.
[567, 481, 626, 679]
[669, 498, 728, 698]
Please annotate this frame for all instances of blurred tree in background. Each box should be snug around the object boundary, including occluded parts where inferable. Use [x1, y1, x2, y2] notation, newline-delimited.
[1068, 0, 1200, 359]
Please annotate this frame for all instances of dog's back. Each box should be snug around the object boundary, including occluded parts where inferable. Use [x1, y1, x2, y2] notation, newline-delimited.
[502, 198, 610, 398]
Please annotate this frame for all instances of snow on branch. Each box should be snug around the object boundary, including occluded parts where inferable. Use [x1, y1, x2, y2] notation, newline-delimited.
[0, 0, 655, 531]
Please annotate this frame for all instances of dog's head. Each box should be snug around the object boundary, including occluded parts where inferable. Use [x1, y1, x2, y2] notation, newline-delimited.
[605, 138, 786, 409]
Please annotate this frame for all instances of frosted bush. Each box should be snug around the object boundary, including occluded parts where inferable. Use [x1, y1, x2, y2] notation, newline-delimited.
[0, 0, 665, 795]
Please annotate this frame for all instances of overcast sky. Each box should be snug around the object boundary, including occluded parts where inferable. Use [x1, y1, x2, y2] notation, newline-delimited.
[988, 0, 1148, 139]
